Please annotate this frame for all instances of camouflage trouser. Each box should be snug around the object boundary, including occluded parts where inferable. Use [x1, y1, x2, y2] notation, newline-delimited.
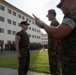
[60, 55, 76, 75]
[18, 48, 30, 75]
[48, 47, 61, 75]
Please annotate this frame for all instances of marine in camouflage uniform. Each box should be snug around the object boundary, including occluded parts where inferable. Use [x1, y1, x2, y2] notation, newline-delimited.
[46, 9, 61, 75]
[57, 0, 76, 75]
[59, 8, 76, 75]
[15, 21, 30, 75]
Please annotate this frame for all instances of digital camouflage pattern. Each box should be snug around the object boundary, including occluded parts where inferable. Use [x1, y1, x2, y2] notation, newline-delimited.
[16, 30, 30, 75]
[61, 8, 76, 75]
[48, 20, 61, 75]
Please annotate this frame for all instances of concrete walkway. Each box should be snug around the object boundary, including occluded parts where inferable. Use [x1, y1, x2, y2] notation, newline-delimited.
[0, 49, 44, 56]
[0, 67, 50, 75]
[0, 51, 16, 56]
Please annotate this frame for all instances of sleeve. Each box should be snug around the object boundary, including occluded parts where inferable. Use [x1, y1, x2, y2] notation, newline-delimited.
[62, 17, 76, 29]
[15, 32, 21, 39]
[51, 20, 59, 27]
[27, 34, 30, 42]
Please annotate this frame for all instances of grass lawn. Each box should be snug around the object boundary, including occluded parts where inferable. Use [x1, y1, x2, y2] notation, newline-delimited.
[0, 50, 50, 73]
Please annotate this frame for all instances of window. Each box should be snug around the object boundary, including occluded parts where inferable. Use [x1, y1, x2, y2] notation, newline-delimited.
[7, 30, 11, 34]
[39, 30, 40, 33]
[8, 9, 11, 14]
[0, 40, 4, 45]
[13, 11, 16, 16]
[22, 16, 25, 20]
[0, 5, 5, 11]
[7, 19, 11, 24]
[39, 36, 40, 39]
[41, 38, 43, 40]
[12, 31, 16, 35]
[0, 16, 4, 22]
[26, 18, 28, 22]
[41, 34, 43, 37]
[37, 36, 40, 39]
[29, 34, 31, 37]
[13, 21, 16, 25]
[18, 23, 21, 27]
[44, 34, 47, 37]
[32, 21, 34, 24]
[35, 29, 36, 32]
[37, 30, 40, 33]
[32, 35, 36, 38]
[18, 14, 21, 18]
[32, 28, 34, 31]
[35, 35, 36, 38]
[29, 27, 31, 30]
[0, 28, 4, 33]
[29, 19, 31, 23]
[37, 36, 38, 39]
[7, 41, 11, 44]
[42, 42, 43, 43]
[32, 35, 34, 38]
[37, 30, 38, 32]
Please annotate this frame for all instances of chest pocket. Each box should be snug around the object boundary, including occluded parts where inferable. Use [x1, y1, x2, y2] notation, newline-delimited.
[22, 33, 29, 43]
[19, 31, 29, 46]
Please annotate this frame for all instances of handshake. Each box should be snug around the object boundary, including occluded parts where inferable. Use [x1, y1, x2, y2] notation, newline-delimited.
[32, 14, 45, 28]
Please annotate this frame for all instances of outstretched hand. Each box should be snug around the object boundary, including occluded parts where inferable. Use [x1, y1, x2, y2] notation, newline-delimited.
[32, 14, 45, 28]
[32, 14, 38, 20]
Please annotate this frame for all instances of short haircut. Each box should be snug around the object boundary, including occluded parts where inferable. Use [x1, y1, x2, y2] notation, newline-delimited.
[48, 9, 56, 16]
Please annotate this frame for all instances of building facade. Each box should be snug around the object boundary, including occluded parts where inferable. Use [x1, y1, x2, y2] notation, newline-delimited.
[0, 0, 41, 47]
[41, 32, 48, 48]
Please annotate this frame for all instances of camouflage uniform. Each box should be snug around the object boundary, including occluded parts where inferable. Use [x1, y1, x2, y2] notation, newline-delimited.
[60, 8, 76, 75]
[16, 30, 30, 75]
[48, 20, 61, 75]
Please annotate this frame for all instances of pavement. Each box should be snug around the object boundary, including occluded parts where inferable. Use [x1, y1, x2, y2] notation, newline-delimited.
[0, 50, 50, 75]
[0, 49, 45, 56]
[0, 51, 16, 56]
[0, 67, 50, 75]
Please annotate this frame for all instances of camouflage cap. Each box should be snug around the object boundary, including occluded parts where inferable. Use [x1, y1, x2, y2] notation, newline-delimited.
[47, 9, 56, 16]
[20, 21, 30, 25]
[57, 0, 65, 8]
